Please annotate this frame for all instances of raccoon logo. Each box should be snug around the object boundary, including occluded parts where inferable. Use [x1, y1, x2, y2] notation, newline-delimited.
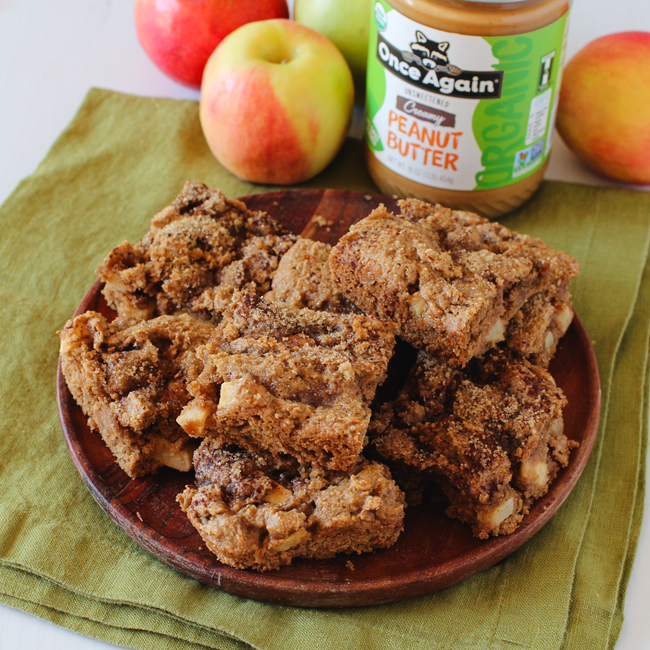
[405, 31, 462, 76]
[376, 29, 503, 98]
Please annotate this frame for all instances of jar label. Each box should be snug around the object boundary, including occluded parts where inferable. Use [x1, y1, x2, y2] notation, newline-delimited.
[366, 2, 570, 192]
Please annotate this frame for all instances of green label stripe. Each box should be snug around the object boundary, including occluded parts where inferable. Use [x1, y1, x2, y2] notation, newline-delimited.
[365, 0, 390, 151]
[473, 13, 569, 189]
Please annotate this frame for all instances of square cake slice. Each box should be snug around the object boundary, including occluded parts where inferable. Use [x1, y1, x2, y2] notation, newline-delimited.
[398, 199, 580, 365]
[329, 200, 579, 366]
[369, 347, 576, 538]
[59, 312, 216, 477]
[96, 181, 295, 321]
[176, 291, 397, 471]
[177, 440, 405, 571]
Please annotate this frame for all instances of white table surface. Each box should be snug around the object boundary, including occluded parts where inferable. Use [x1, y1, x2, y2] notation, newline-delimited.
[1, 1, 649, 648]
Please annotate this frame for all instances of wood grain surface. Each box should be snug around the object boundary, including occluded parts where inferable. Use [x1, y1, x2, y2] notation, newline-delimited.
[57, 189, 601, 608]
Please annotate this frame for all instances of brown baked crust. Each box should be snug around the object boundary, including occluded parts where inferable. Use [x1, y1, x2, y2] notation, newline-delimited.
[59, 311, 217, 477]
[370, 347, 576, 538]
[329, 200, 579, 366]
[266, 238, 361, 314]
[176, 291, 397, 471]
[177, 440, 406, 571]
[97, 182, 296, 321]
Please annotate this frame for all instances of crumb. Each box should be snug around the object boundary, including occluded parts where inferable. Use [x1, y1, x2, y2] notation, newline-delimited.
[313, 214, 332, 227]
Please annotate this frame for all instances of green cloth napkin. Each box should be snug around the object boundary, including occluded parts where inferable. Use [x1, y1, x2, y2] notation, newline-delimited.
[0, 87, 648, 650]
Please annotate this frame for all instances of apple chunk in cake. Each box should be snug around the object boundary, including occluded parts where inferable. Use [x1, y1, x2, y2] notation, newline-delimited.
[96, 181, 295, 321]
[370, 347, 576, 538]
[59, 311, 216, 477]
[176, 291, 397, 471]
[177, 440, 406, 571]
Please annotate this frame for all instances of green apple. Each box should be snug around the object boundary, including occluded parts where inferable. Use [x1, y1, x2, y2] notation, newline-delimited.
[294, 0, 372, 85]
[200, 19, 354, 184]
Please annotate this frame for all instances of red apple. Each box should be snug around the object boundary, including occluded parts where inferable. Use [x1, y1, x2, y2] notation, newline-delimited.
[134, 0, 289, 89]
[200, 19, 354, 185]
[556, 31, 650, 185]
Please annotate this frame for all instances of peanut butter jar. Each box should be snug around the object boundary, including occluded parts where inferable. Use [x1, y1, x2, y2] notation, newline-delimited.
[364, 0, 571, 217]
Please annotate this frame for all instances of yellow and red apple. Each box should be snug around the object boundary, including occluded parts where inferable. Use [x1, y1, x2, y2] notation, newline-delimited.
[200, 19, 354, 185]
[134, 0, 289, 89]
[556, 31, 650, 185]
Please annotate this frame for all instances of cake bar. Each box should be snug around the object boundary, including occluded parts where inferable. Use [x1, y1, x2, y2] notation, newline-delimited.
[398, 199, 579, 366]
[176, 291, 397, 471]
[97, 181, 295, 321]
[177, 440, 405, 571]
[59, 311, 216, 477]
[370, 347, 576, 538]
[329, 199, 579, 366]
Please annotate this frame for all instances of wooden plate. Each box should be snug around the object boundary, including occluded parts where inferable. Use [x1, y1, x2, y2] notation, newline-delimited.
[57, 189, 601, 608]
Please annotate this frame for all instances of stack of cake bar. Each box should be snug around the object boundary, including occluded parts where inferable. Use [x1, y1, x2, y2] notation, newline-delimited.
[59, 182, 579, 571]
